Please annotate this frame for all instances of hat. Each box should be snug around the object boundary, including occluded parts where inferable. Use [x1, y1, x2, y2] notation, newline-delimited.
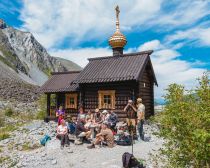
[102, 110, 108, 114]
[137, 98, 142, 102]
[95, 108, 99, 113]
[102, 121, 109, 126]
[128, 100, 133, 103]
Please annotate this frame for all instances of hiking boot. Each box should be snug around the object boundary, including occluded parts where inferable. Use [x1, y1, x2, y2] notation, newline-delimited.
[60, 145, 64, 150]
[87, 144, 95, 149]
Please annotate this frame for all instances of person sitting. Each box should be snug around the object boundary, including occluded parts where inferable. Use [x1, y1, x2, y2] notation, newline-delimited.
[75, 118, 87, 137]
[93, 108, 102, 124]
[87, 122, 115, 149]
[85, 110, 94, 123]
[77, 107, 86, 121]
[56, 106, 65, 125]
[101, 110, 110, 123]
[68, 117, 77, 134]
[74, 118, 91, 144]
[108, 110, 118, 131]
[56, 119, 70, 149]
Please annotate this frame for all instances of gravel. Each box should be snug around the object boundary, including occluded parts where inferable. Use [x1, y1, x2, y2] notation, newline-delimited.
[0, 120, 164, 168]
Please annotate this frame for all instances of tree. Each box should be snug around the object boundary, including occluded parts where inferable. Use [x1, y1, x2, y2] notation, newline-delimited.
[155, 72, 210, 168]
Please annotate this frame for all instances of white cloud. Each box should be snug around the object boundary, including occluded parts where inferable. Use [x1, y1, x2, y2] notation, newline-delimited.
[50, 47, 112, 67]
[138, 40, 205, 99]
[165, 27, 210, 47]
[138, 40, 162, 51]
[20, 0, 163, 48]
[149, 0, 210, 29]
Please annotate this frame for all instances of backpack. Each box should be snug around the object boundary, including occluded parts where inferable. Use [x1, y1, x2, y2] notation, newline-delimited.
[116, 135, 132, 146]
[40, 135, 51, 146]
[122, 152, 145, 168]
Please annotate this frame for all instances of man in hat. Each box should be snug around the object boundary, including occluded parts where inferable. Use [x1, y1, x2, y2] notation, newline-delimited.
[102, 110, 110, 123]
[136, 98, 145, 141]
[87, 122, 114, 149]
[124, 100, 137, 137]
[93, 108, 102, 124]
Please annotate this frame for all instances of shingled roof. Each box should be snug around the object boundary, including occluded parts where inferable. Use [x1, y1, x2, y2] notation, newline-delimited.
[73, 50, 157, 85]
[39, 71, 80, 93]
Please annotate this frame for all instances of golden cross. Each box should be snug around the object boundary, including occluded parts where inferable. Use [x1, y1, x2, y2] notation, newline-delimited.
[115, 5, 120, 21]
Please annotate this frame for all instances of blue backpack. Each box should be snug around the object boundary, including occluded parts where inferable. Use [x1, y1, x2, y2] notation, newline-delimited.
[40, 135, 51, 146]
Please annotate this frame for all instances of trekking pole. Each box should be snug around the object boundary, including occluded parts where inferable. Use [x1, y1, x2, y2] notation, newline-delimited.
[131, 129, 134, 155]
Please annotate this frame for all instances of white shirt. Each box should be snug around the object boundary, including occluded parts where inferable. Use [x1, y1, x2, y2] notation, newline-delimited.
[57, 125, 67, 134]
[137, 103, 145, 120]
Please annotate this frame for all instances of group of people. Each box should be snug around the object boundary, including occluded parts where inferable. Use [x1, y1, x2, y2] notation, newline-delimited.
[55, 97, 145, 150]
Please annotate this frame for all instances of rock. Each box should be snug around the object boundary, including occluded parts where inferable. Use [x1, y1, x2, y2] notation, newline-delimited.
[67, 149, 73, 153]
[3, 139, 10, 144]
[51, 159, 57, 165]
[41, 152, 47, 157]
[18, 146, 23, 151]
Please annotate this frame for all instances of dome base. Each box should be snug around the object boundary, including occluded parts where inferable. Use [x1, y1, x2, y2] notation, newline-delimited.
[113, 47, 123, 56]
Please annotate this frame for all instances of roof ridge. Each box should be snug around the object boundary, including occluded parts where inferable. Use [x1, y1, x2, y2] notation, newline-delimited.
[88, 50, 153, 61]
[51, 71, 81, 75]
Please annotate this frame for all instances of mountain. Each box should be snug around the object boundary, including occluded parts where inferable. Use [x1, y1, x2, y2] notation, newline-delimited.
[0, 19, 81, 102]
[0, 19, 81, 86]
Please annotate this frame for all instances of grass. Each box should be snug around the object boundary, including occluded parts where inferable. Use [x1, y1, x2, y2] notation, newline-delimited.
[36, 110, 46, 120]
[0, 122, 24, 140]
[4, 108, 14, 117]
[0, 156, 10, 164]
[0, 132, 10, 141]
[21, 142, 40, 151]
[0, 46, 17, 71]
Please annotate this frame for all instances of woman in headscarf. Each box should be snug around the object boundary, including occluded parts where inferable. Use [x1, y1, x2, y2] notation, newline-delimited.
[56, 106, 65, 125]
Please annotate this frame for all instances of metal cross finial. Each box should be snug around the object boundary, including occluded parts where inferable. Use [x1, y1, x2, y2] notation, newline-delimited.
[115, 5, 120, 31]
[115, 5, 120, 21]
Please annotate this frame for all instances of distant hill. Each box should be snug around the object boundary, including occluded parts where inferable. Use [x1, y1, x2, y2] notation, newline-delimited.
[154, 99, 165, 105]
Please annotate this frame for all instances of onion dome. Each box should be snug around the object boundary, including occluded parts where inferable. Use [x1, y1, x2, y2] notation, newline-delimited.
[109, 6, 127, 49]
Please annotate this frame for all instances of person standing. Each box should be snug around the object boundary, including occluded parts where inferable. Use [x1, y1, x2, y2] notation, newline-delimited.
[136, 98, 145, 141]
[56, 106, 65, 125]
[123, 100, 137, 137]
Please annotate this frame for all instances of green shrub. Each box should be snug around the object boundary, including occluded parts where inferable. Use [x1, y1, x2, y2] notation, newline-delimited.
[154, 73, 210, 168]
[36, 110, 46, 120]
[0, 132, 10, 140]
[36, 94, 47, 120]
[0, 113, 5, 127]
[4, 108, 14, 117]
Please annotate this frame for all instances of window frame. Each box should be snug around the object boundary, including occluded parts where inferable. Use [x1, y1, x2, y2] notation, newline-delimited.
[65, 93, 77, 109]
[98, 90, 116, 109]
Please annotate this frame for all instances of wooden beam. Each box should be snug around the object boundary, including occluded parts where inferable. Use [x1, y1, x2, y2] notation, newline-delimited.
[47, 93, 51, 116]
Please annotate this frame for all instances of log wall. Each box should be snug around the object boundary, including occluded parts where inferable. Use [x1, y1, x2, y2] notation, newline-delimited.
[137, 66, 154, 118]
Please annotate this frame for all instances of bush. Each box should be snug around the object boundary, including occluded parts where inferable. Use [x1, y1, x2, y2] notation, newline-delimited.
[36, 110, 46, 120]
[4, 108, 14, 117]
[36, 94, 47, 120]
[0, 113, 5, 127]
[0, 132, 10, 140]
[155, 73, 210, 168]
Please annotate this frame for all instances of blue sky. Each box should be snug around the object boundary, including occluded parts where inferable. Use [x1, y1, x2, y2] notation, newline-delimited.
[0, 0, 209, 100]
